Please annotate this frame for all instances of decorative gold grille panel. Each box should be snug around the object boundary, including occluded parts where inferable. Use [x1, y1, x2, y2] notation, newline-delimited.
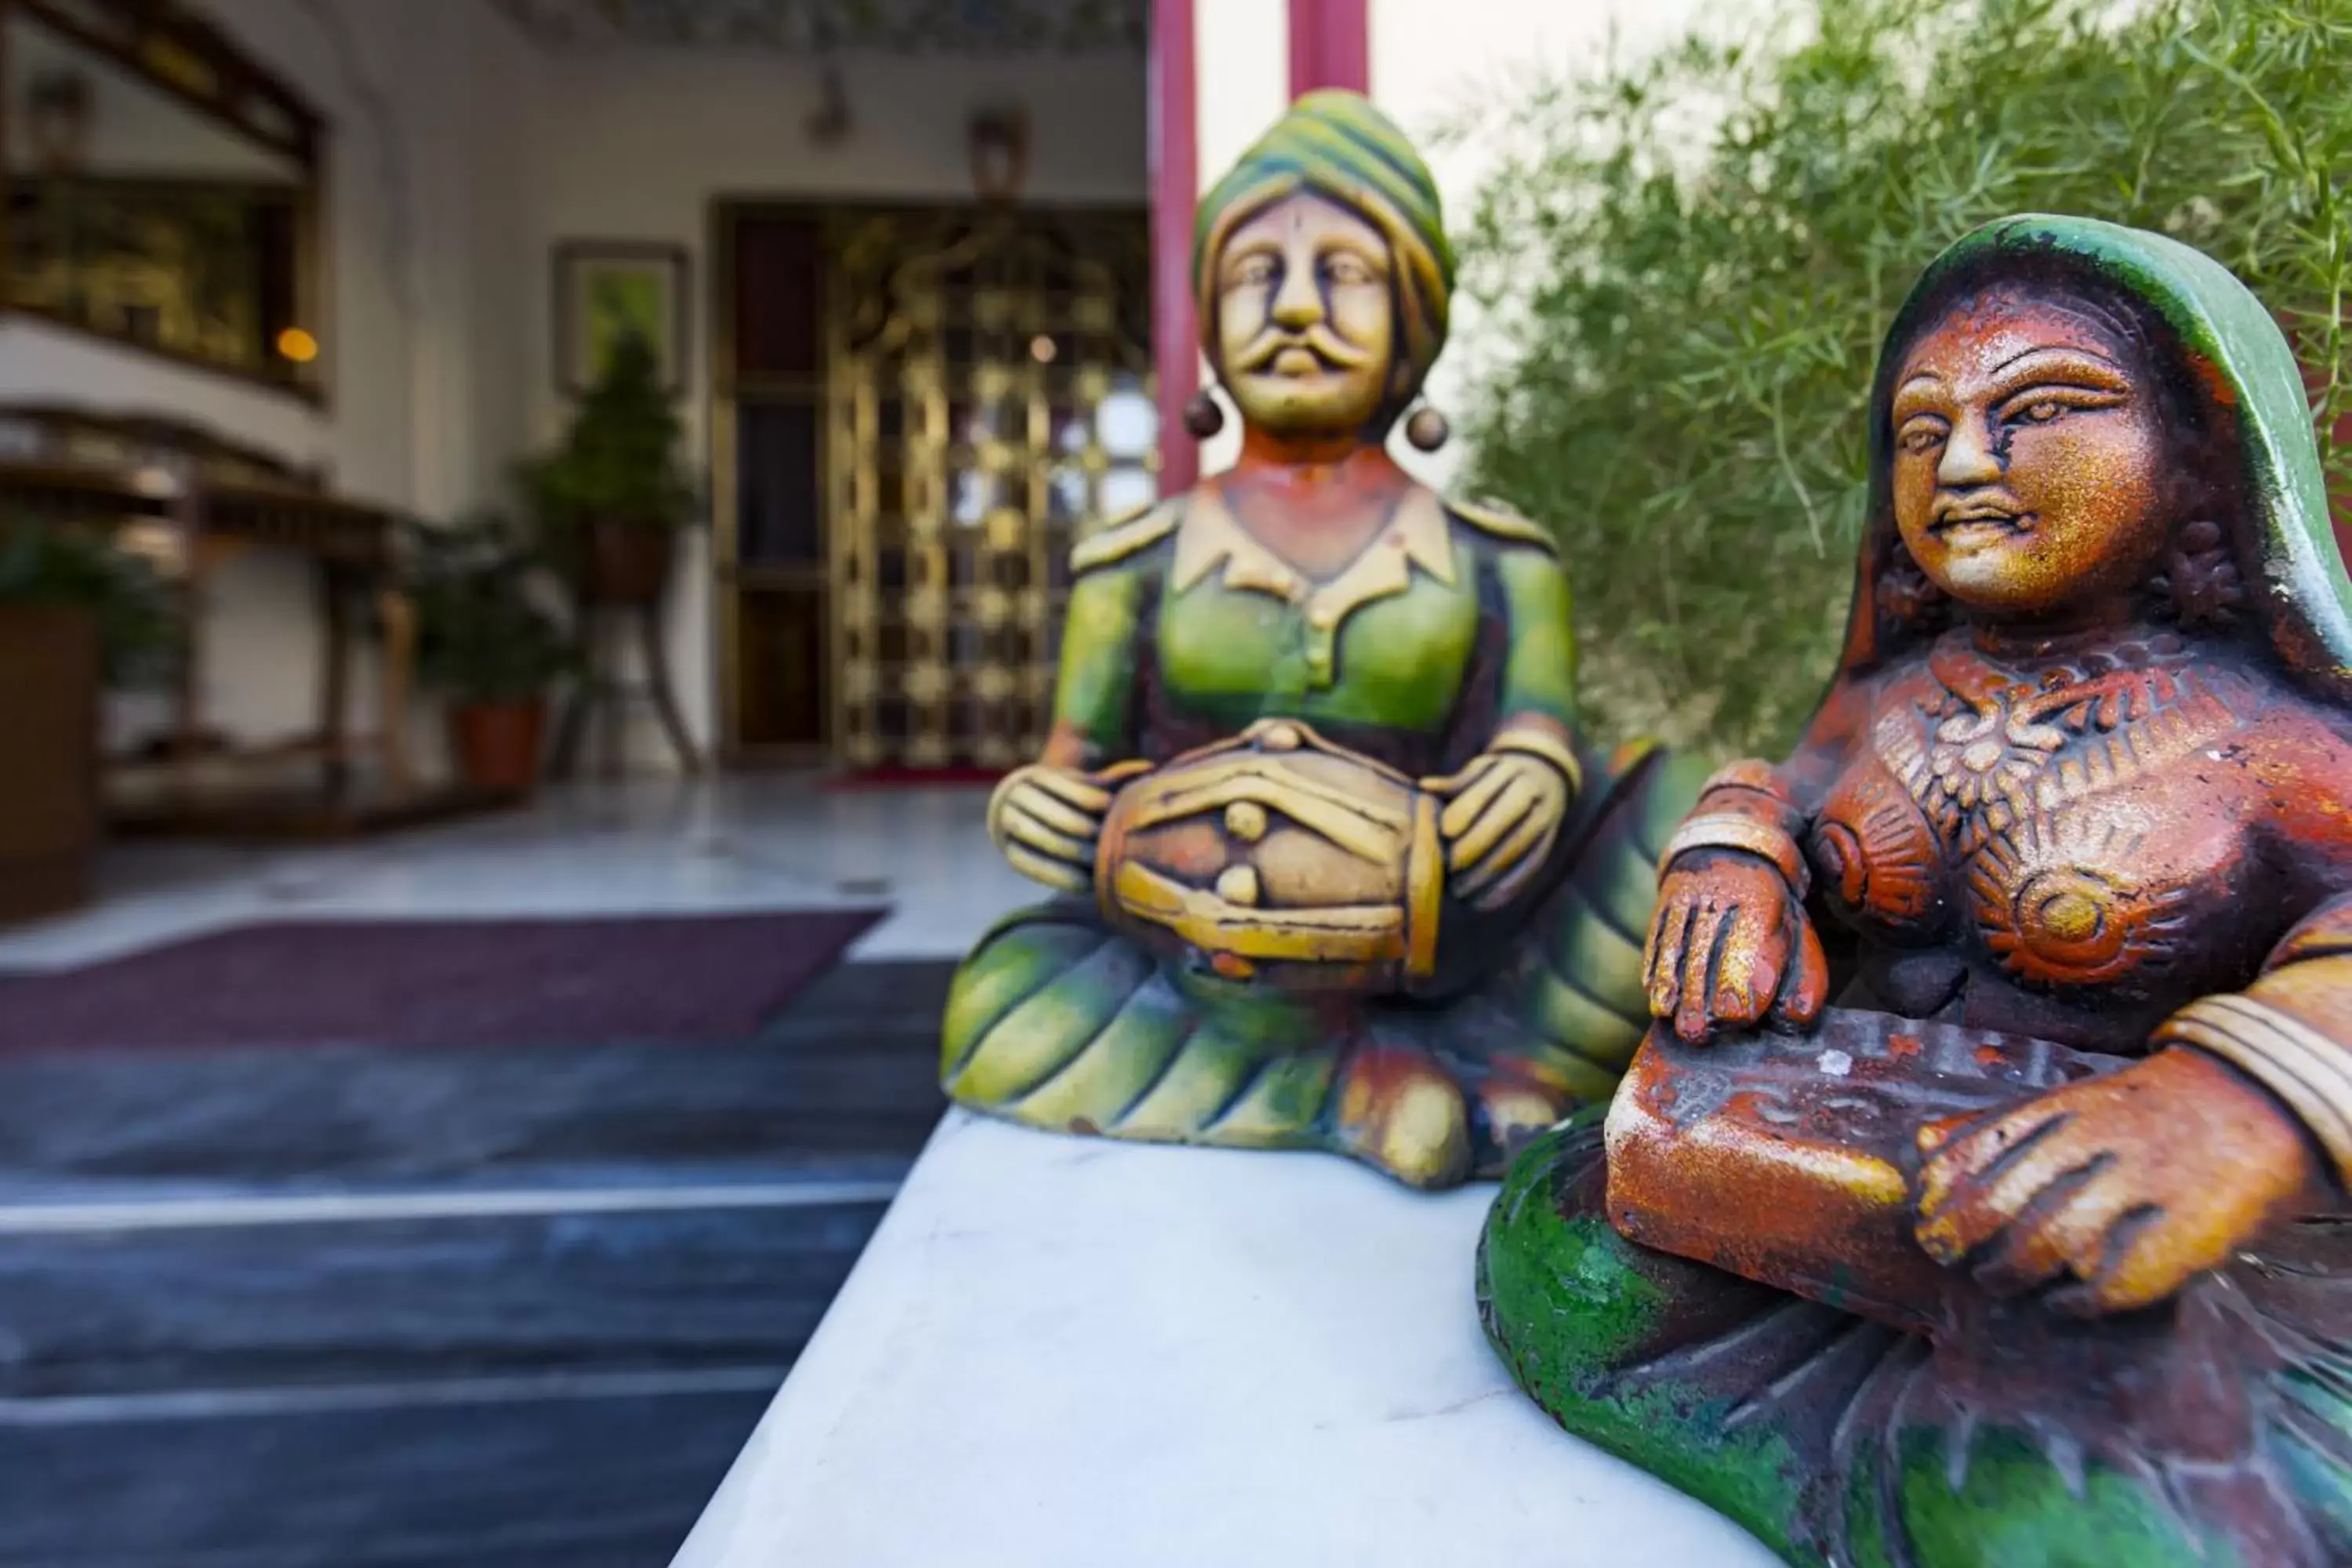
[826, 208, 1153, 769]
[716, 203, 1151, 768]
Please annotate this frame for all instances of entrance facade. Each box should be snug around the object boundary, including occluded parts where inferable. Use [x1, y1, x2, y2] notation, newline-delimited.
[713, 203, 1155, 770]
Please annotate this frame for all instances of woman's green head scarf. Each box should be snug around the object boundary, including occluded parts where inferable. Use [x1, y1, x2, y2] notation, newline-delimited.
[1836, 213, 2352, 702]
[1192, 89, 1455, 419]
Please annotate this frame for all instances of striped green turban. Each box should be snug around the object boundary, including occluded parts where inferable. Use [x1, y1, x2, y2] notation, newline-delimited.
[1194, 89, 1454, 410]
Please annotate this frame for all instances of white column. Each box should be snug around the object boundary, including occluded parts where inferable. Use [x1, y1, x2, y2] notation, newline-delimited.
[1189, 0, 1290, 477]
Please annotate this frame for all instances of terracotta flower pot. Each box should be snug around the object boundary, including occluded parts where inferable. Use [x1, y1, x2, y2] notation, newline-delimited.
[581, 521, 674, 606]
[0, 604, 100, 926]
[448, 699, 547, 796]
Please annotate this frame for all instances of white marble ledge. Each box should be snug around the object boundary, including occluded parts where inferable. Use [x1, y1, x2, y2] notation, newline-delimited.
[673, 1110, 1778, 1567]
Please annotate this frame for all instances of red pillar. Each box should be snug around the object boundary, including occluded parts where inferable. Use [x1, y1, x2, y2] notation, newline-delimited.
[1149, 0, 1200, 498]
[1288, 0, 1370, 97]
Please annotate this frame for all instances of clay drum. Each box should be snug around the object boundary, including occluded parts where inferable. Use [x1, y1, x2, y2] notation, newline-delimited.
[1094, 719, 1443, 992]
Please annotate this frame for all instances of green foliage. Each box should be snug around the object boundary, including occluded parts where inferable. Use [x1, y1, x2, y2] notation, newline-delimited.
[519, 332, 699, 545]
[1450, 0, 2352, 758]
[0, 521, 176, 688]
[408, 514, 575, 705]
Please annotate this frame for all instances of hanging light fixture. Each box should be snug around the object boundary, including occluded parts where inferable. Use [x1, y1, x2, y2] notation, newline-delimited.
[967, 105, 1030, 204]
[806, 59, 851, 146]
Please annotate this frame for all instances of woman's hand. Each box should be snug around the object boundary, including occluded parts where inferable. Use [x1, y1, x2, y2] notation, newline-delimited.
[1642, 849, 1829, 1044]
[1914, 1047, 2321, 1316]
[988, 762, 1144, 894]
[1423, 750, 1570, 911]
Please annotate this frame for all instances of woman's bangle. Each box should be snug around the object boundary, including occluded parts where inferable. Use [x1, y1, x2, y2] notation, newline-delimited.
[1660, 812, 1812, 898]
[1489, 727, 1584, 797]
[2157, 993, 2352, 1183]
[1700, 760, 1788, 799]
[1695, 760, 1804, 836]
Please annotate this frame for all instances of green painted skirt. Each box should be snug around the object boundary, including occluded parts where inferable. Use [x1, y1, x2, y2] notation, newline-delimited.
[1477, 1112, 2352, 1567]
[940, 747, 1707, 1189]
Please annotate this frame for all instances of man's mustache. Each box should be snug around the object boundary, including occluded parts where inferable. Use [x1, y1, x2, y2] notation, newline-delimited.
[1233, 324, 1376, 373]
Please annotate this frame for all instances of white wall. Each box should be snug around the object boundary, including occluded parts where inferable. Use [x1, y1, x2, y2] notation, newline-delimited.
[526, 48, 1150, 763]
[0, 0, 543, 760]
[402, 0, 546, 520]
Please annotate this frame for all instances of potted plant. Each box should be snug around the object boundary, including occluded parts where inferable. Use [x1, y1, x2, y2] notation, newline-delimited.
[519, 332, 700, 606]
[0, 522, 172, 924]
[409, 515, 574, 796]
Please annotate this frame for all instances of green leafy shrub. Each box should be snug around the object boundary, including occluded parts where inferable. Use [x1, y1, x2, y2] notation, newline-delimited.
[408, 515, 575, 705]
[518, 332, 699, 550]
[0, 521, 176, 687]
[1451, 0, 2352, 758]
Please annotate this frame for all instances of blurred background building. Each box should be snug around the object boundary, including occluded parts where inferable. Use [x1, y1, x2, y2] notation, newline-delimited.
[0, 2, 1695, 1564]
[0, 0, 1704, 802]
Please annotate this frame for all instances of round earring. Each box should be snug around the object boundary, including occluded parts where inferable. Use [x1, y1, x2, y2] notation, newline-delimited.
[1405, 405, 1450, 452]
[1181, 390, 1225, 440]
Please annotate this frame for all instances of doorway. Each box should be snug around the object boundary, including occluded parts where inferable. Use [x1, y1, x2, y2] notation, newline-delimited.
[713, 201, 1155, 770]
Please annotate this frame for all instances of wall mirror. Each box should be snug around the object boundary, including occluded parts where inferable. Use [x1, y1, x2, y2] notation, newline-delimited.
[2, 0, 324, 399]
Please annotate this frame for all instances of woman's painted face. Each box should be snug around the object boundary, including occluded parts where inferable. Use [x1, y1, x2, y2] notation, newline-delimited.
[1889, 292, 2169, 615]
[1214, 191, 1396, 437]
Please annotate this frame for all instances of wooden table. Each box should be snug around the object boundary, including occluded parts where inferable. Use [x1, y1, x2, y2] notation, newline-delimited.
[0, 405, 495, 837]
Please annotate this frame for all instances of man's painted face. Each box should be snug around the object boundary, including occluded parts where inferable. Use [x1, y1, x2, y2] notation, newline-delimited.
[1214, 191, 1396, 437]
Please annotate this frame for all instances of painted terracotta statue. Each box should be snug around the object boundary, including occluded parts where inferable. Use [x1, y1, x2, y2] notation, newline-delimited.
[1479, 215, 2352, 1563]
[941, 90, 1702, 1189]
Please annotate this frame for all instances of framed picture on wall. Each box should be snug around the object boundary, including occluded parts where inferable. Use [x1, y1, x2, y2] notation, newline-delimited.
[554, 241, 689, 397]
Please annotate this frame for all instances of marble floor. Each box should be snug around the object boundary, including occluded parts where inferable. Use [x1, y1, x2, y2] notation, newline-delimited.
[0, 777, 1011, 1566]
[0, 774, 1028, 972]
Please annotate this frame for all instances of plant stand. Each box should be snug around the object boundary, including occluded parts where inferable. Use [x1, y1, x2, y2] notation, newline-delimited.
[550, 595, 701, 780]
